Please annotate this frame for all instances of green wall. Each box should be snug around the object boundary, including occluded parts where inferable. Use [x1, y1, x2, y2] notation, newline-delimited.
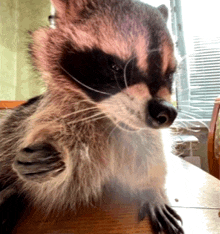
[0, 0, 50, 100]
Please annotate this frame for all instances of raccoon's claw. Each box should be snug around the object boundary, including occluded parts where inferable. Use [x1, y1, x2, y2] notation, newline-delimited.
[139, 203, 184, 234]
[13, 143, 65, 183]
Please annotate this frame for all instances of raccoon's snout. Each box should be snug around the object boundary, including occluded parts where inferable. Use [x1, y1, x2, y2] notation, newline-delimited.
[146, 98, 177, 129]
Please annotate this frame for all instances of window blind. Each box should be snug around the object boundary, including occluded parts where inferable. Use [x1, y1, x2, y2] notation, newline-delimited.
[171, 0, 220, 121]
[188, 36, 220, 119]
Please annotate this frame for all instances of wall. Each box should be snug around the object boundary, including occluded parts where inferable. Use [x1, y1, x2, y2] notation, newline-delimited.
[0, 0, 17, 100]
[0, 0, 50, 100]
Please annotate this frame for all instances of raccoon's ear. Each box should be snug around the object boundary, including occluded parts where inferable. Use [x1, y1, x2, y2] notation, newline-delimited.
[157, 4, 168, 23]
[51, 0, 68, 18]
[51, 0, 96, 21]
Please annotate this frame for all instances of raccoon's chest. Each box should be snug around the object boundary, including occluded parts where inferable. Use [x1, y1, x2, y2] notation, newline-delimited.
[105, 128, 167, 187]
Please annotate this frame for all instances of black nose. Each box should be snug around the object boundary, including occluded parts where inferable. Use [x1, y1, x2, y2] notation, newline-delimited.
[146, 98, 177, 129]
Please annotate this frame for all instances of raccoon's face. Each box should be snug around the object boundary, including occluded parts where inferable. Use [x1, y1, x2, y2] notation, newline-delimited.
[32, 0, 177, 130]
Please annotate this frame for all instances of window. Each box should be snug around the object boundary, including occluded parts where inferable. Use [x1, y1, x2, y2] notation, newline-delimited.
[171, 0, 220, 124]
[142, 0, 220, 126]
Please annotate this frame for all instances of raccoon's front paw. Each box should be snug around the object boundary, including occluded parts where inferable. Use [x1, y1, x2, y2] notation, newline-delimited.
[13, 143, 65, 183]
[139, 202, 184, 234]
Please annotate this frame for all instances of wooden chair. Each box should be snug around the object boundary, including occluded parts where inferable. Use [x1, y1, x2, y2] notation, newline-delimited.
[208, 96, 220, 179]
[0, 101, 25, 110]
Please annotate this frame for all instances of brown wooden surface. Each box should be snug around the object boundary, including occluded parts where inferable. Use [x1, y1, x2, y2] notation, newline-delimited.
[13, 154, 220, 234]
[208, 96, 220, 179]
[0, 101, 25, 109]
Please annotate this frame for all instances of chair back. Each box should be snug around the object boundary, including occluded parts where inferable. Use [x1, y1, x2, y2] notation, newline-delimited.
[0, 101, 25, 110]
[208, 96, 220, 179]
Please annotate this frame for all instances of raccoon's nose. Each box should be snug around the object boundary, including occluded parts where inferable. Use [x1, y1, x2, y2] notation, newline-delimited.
[146, 98, 177, 129]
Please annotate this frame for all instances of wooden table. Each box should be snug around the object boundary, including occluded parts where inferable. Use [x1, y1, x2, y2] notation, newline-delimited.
[13, 155, 220, 234]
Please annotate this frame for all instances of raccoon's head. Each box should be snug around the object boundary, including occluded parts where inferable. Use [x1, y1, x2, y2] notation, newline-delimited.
[31, 0, 177, 130]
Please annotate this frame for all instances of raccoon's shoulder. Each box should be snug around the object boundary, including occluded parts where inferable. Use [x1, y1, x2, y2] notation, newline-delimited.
[0, 95, 43, 133]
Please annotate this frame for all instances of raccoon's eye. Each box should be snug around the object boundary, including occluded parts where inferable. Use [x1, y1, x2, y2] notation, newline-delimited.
[168, 74, 173, 81]
[111, 64, 121, 71]
[165, 70, 174, 82]
[109, 62, 123, 73]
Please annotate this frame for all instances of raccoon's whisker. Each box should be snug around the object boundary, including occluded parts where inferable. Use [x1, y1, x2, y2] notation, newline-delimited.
[173, 121, 201, 132]
[61, 107, 100, 119]
[172, 121, 188, 130]
[175, 54, 188, 69]
[107, 119, 125, 142]
[176, 116, 201, 129]
[115, 121, 140, 133]
[67, 113, 105, 125]
[59, 64, 112, 96]
[177, 111, 209, 129]
[148, 48, 161, 54]
[172, 120, 200, 133]
[179, 110, 206, 120]
[114, 73, 122, 91]
[67, 112, 106, 125]
[107, 124, 118, 141]
[177, 52, 198, 67]
[87, 115, 110, 123]
[72, 99, 97, 105]
[172, 122, 192, 133]
[69, 115, 110, 127]
[124, 57, 136, 88]
[177, 104, 208, 112]
[178, 109, 203, 118]
[107, 118, 136, 137]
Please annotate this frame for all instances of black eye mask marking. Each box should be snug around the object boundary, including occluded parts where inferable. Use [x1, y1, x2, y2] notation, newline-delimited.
[59, 44, 144, 101]
[59, 43, 174, 101]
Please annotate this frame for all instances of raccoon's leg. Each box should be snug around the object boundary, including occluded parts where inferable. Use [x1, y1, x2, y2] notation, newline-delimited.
[138, 188, 184, 234]
[0, 186, 27, 234]
[0, 175, 27, 234]
[13, 142, 66, 183]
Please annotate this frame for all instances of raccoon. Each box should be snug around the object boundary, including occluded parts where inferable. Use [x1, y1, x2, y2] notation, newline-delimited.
[0, 0, 184, 233]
